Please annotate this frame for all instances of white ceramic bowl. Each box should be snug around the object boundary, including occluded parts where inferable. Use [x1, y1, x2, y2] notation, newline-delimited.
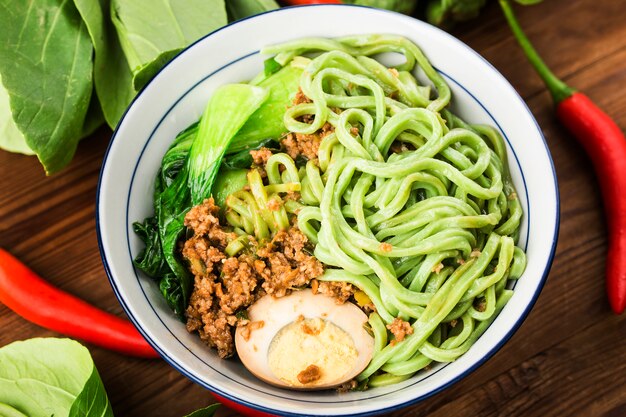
[97, 5, 559, 416]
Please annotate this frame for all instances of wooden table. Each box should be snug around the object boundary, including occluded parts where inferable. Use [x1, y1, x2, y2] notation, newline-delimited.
[1, 1, 625, 416]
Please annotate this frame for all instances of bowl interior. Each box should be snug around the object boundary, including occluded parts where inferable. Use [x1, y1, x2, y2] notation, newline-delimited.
[97, 5, 558, 416]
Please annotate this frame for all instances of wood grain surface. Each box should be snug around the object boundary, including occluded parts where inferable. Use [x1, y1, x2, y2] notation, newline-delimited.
[1, 1, 625, 416]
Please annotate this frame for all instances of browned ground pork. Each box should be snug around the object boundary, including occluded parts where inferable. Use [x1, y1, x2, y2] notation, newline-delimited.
[283, 122, 334, 161]
[283, 88, 335, 160]
[317, 281, 355, 304]
[250, 147, 273, 166]
[183, 199, 323, 358]
[386, 318, 413, 345]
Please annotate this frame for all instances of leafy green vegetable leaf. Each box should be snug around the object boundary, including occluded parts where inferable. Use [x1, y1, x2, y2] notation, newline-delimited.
[0, 403, 28, 417]
[0, 0, 95, 173]
[0, 74, 32, 155]
[74, 0, 135, 128]
[426, 0, 488, 28]
[188, 84, 269, 205]
[68, 366, 114, 417]
[111, 0, 227, 90]
[183, 404, 220, 417]
[132, 49, 181, 91]
[226, 0, 279, 22]
[81, 89, 106, 137]
[342, 0, 418, 14]
[229, 64, 303, 154]
[514, 0, 543, 4]
[263, 57, 283, 77]
[133, 215, 171, 278]
[212, 168, 249, 209]
[0, 338, 113, 417]
[161, 121, 198, 185]
[222, 138, 280, 170]
[150, 84, 267, 315]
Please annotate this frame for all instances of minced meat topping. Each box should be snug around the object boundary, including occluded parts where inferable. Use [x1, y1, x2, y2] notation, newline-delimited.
[183, 198, 323, 358]
[318, 281, 355, 304]
[282, 88, 335, 161]
[250, 147, 273, 166]
[283, 122, 334, 161]
[386, 318, 413, 345]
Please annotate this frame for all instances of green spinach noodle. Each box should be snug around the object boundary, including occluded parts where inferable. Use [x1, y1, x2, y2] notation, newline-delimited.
[224, 35, 526, 387]
[137, 34, 527, 389]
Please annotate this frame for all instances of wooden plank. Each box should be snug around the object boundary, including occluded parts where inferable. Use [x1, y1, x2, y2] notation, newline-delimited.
[453, 0, 626, 100]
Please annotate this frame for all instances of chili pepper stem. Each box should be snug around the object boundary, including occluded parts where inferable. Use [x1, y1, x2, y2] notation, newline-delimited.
[498, 0, 575, 104]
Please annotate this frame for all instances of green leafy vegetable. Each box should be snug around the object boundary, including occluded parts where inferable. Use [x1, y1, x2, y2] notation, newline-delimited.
[0, 338, 113, 417]
[0, 74, 32, 155]
[0, 0, 95, 174]
[342, 0, 418, 14]
[188, 84, 269, 205]
[263, 57, 283, 77]
[230, 63, 303, 154]
[426, 0, 488, 28]
[161, 121, 200, 185]
[223, 138, 281, 170]
[183, 403, 220, 417]
[110, 0, 228, 91]
[137, 84, 268, 316]
[212, 168, 249, 209]
[226, 0, 279, 22]
[133, 216, 170, 278]
[74, 0, 135, 128]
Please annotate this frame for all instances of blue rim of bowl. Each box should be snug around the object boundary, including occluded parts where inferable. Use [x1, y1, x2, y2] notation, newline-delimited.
[96, 4, 560, 416]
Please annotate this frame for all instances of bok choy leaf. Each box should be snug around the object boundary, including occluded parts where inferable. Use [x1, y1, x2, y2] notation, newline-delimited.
[138, 84, 268, 316]
[188, 84, 269, 205]
[0, 338, 113, 417]
[110, 0, 227, 91]
[229, 63, 303, 154]
[0, 0, 95, 174]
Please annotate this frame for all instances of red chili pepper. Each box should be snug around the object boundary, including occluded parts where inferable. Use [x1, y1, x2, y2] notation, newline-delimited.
[281, 0, 342, 5]
[0, 249, 280, 413]
[0, 248, 160, 358]
[500, 0, 626, 314]
[211, 393, 277, 417]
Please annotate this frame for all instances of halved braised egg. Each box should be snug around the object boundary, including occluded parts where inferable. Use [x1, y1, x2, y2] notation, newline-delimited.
[235, 289, 374, 390]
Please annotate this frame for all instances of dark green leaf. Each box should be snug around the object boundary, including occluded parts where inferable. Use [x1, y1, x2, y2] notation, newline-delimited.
[0, 0, 94, 173]
[81, 89, 105, 137]
[157, 164, 193, 317]
[226, 0, 279, 22]
[426, 0, 488, 28]
[159, 272, 185, 316]
[74, 0, 135, 129]
[263, 57, 282, 77]
[133, 216, 172, 278]
[184, 403, 220, 417]
[222, 138, 280, 170]
[133, 49, 181, 91]
[235, 309, 249, 321]
[161, 121, 199, 185]
[342, 0, 418, 14]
